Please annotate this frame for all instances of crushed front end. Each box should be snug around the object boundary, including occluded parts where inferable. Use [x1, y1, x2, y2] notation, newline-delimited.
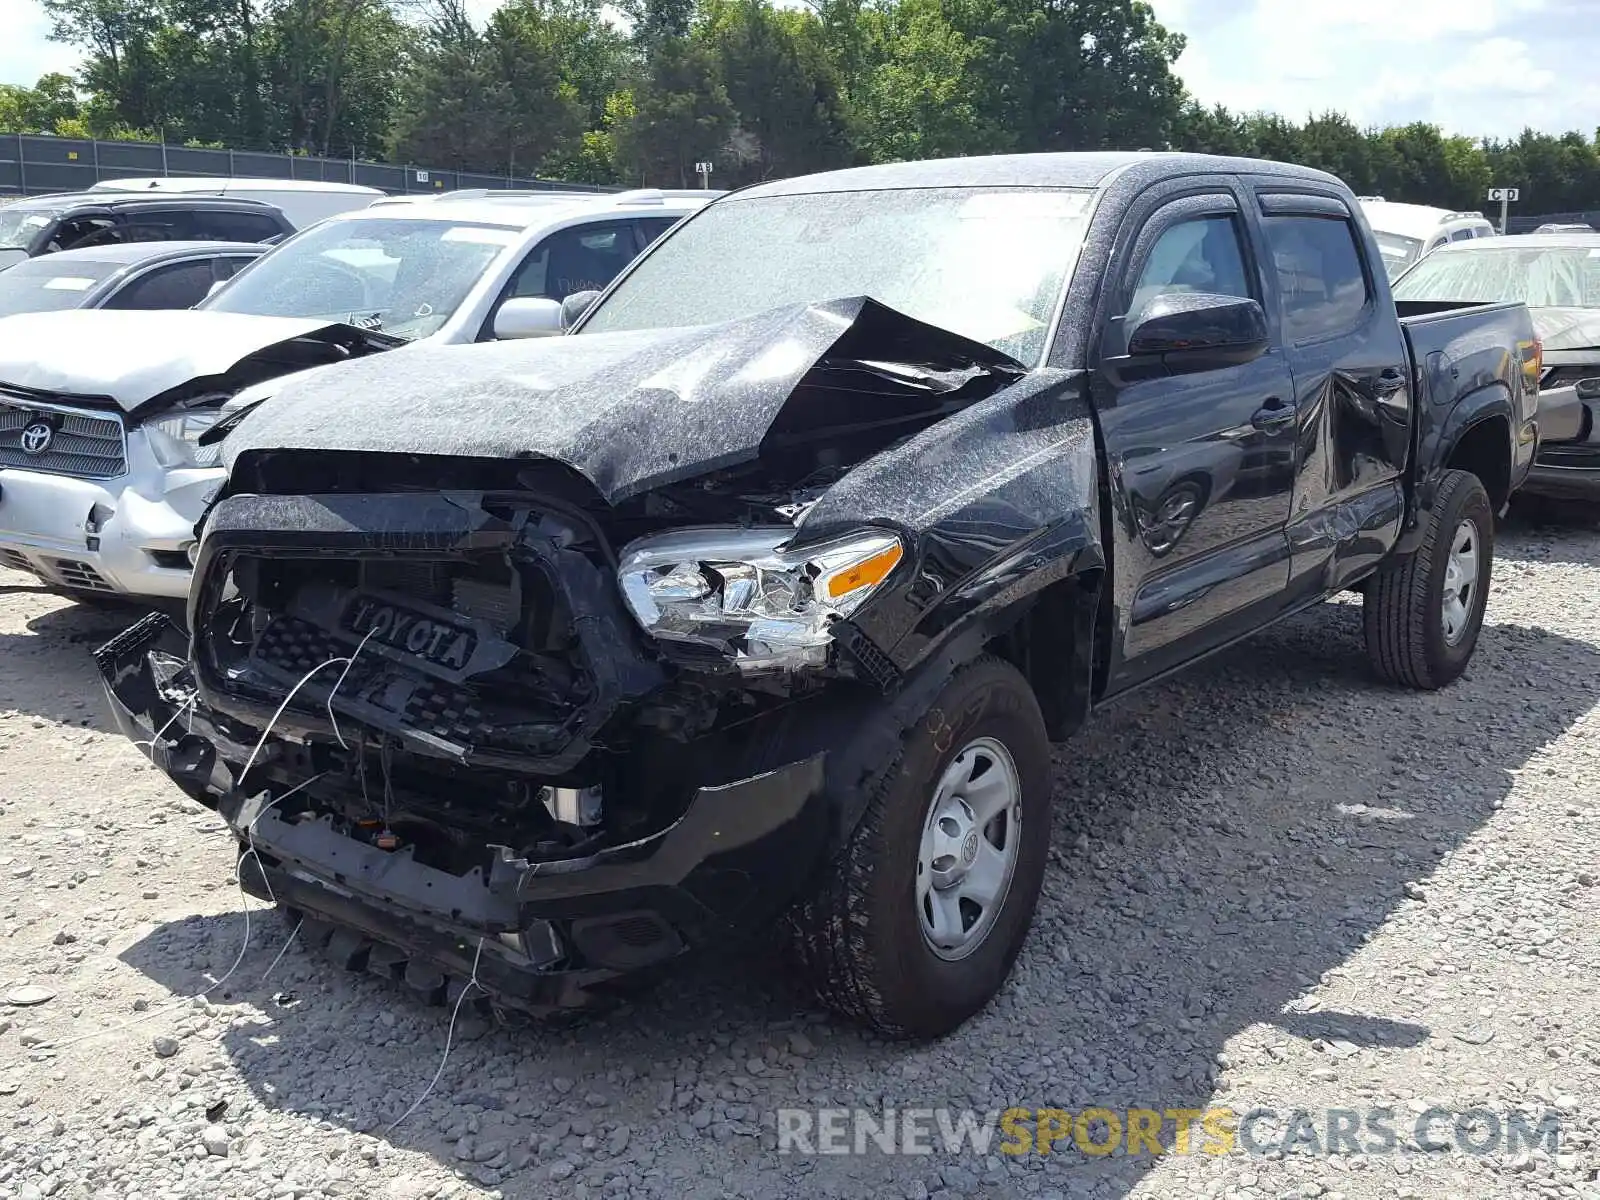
[95, 461, 869, 1013]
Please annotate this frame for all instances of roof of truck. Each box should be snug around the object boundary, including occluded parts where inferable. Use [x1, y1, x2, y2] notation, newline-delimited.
[738, 151, 1346, 198]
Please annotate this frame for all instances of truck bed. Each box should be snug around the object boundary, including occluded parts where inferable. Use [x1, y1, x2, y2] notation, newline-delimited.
[1396, 298, 1536, 412]
[1393, 297, 1538, 504]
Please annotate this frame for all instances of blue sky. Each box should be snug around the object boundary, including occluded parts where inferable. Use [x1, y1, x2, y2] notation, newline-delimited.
[1146, 0, 1599, 139]
[1, 0, 1595, 141]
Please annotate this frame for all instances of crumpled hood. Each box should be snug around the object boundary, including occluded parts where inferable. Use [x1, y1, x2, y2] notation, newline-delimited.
[0, 309, 389, 411]
[223, 296, 1026, 503]
[1531, 306, 1600, 353]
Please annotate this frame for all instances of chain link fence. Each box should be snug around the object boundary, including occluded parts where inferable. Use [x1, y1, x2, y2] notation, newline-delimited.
[0, 133, 615, 197]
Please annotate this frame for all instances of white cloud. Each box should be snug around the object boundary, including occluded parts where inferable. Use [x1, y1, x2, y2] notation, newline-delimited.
[1151, 0, 1599, 139]
[0, 0, 79, 88]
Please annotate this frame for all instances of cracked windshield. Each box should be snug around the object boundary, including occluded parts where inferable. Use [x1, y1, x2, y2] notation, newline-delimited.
[584, 187, 1094, 366]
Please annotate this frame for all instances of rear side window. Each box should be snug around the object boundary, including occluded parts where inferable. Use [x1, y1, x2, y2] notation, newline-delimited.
[1262, 215, 1371, 341]
[505, 221, 641, 302]
[1129, 215, 1253, 316]
[213, 254, 256, 281]
[1450, 228, 1475, 243]
[193, 211, 287, 243]
[72, 211, 195, 247]
[102, 261, 218, 310]
[636, 217, 679, 245]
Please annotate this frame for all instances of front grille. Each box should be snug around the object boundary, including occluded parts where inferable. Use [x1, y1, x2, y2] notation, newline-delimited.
[1541, 365, 1599, 390]
[192, 488, 654, 774]
[51, 559, 113, 591]
[359, 559, 450, 603]
[451, 576, 517, 630]
[0, 548, 34, 573]
[253, 613, 499, 746]
[0, 400, 127, 479]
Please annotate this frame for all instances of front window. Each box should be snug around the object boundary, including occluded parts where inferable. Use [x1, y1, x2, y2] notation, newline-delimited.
[581, 187, 1096, 367]
[0, 206, 61, 251]
[1372, 231, 1423, 279]
[1393, 245, 1600, 309]
[0, 257, 122, 316]
[203, 216, 521, 340]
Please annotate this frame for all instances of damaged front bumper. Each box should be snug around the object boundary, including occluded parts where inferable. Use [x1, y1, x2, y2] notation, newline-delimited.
[0, 444, 221, 600]
[97, 613, 833, 1012]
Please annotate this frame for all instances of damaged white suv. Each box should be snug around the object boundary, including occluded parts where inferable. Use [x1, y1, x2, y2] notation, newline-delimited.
[0, 189, 715, 602]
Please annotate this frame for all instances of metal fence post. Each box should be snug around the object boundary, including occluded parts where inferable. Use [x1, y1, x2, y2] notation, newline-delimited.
[160, 135, 169, 177]
[17, 133, 27, 194]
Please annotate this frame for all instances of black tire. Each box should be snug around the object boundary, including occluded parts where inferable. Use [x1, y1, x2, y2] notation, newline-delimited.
[1363, 469, 1494, 689]
[786, 656, 1052, 1038]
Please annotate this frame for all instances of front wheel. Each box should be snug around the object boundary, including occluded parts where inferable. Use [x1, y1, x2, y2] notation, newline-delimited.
[786, 656, 1052, 1038]
[1363, 469, 1494, 689]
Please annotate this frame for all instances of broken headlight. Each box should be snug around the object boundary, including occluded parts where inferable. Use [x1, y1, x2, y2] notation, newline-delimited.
[144, 406, 225, 469]
[617, 527, 904, 669]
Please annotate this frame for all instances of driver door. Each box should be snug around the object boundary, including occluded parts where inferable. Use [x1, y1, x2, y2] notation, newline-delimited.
[1092, 189, 1299, 689]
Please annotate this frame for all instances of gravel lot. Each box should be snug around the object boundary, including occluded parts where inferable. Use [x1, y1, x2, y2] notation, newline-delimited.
[1, 513, 1597, 1200]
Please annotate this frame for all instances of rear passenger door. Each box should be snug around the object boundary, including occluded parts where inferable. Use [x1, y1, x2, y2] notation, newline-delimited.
[1253, 190, 1411, 600]
[1092, 184, 1300, 688]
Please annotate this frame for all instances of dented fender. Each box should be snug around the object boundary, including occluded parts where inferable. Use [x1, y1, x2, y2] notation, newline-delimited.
[797, 369, 1106, 681]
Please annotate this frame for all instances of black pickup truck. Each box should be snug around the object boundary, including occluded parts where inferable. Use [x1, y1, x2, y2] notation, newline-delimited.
[98, 153, 1539, 1039]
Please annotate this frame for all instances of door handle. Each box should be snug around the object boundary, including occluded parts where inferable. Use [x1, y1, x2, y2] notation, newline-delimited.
[1373, 367, 1407, 397]
[1251, 397, 1295, 430]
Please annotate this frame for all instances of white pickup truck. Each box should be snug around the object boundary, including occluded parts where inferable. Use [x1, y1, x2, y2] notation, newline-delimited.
[0, 188, 714, 602]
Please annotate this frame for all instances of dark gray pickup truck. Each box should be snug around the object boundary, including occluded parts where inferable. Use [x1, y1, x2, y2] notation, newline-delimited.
[98, 153, 1538, 1039]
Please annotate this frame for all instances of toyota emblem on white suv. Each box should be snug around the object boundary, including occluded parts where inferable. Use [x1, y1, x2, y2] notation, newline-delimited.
[19, 420, 54, 455]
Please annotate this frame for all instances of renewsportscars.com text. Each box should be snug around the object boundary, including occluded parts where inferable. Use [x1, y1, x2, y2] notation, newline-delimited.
[775, 1106, 1563, 1158]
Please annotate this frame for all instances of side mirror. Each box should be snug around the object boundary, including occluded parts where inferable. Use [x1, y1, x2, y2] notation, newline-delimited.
[492, 296, 564, 340]
[1126, 292, 1269, 373]
[560, 289, 602, 330]
[205, 279, 227, 299]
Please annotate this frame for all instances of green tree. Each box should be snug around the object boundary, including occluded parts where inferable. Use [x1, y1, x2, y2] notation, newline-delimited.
[614, 39, 734, 185]
[703, 0, 855, 184]
[954, 0, 1187, 152]
[853, 0, 1001, 161]
[0, 73, 81, 131]
[269, 0, 406, 156]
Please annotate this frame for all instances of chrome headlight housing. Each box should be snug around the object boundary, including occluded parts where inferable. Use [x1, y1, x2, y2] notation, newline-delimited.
[144, 396, 227, 469]
[618, 527, 904, 671]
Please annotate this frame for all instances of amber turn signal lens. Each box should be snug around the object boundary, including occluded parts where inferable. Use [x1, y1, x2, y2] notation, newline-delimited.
[819, 542, 904, 601]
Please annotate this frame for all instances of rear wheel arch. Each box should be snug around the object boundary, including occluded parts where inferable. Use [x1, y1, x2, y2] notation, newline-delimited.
[1443, 411, 1513, 513]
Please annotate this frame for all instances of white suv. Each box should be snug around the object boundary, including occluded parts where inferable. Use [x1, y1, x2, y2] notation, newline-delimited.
[0, 189, 718, 602]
